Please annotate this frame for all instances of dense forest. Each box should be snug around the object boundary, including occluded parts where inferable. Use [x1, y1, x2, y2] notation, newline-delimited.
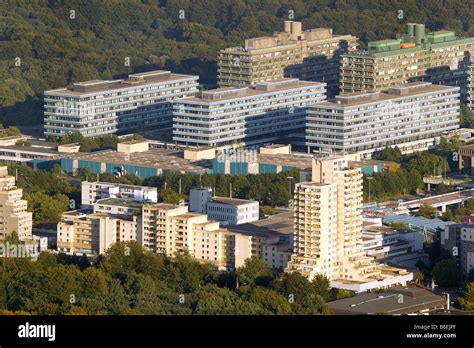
[2, 0, 474, 125]
[0, 242, 339, 315]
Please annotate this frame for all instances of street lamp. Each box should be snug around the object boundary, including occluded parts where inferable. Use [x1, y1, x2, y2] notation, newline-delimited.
[367, 176, 373, 205]
[287, 176, 294, 195]
[456, 186, 463, 209]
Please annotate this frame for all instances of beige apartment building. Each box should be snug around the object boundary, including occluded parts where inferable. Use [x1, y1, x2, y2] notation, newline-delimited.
[57, 211, 139, 255]
[57, 199, 283, 269]
[340, 23, 474, 107]
[218, 21, 357, 96]
[286, 156, 412, 292]
[0, 166, 32, 242]
[141, 203, 264, 270]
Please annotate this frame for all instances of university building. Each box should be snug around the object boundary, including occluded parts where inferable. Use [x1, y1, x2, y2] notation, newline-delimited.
[340, 23, 474, 108]
[173, 78, 326, 149]
[218, 21, 357, 96]
[44, 70, 199, 138]
[306, 82, 460, 156]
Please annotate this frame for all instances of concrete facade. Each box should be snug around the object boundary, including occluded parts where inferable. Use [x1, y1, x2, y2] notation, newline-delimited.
[44, 70, 199, 138]
[218, 21, 357, 97]
[173, 78, 326, 149]
[340, 23, 474, 108]
[285, 155, 413, 292]
[306, 82, 460, 156]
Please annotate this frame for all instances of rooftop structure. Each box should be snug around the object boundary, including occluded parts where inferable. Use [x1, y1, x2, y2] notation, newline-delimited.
[340, 23, 474, 108]
[383, 214, 455, 232]
[60, 147, 211, 179]
[81, 180, 158, 208]
[218, 21, 357, 97]
[189, 188, 259, 226]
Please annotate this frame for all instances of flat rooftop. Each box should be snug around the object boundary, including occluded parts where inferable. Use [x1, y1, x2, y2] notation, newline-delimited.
[0, 145, 60, 155]
[328, 287, 445, 315]
[180, 79, 324, 103]
[45, 70, 198, 97]
[363, 225, 411, 235]
[228, 210, 294, 237]
[66, 148, 211, 173]
[144, 203, 182, 211]
[313, 82, 458, 108]
[85, 181, 156, 191]
[257, 152, 313, 168]
[211, 196, 257, 206]
[95, 198, 142, 208]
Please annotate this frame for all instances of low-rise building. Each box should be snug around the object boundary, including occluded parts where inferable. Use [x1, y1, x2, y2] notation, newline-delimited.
[81, 180, 158, 208]
[60, 146, 211, 179]
[328, 287, 447, 315]
[262, 239, 292, 270]
[141, 203, 263, 269]
[189, 188, 259, 225]
[93, 198, 142, 217]
[362, 225, 424, 260]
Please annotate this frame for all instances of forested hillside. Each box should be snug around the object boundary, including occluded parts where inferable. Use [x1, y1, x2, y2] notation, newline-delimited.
[1, 0, 474, 126]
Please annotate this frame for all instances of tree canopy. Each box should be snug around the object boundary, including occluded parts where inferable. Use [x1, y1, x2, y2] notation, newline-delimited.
[0, 242, 336, 315]
[2, 1, 474, 125]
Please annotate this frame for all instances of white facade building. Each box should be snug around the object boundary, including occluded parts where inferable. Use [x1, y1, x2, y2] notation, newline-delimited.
[81, 181, 158, 208]
[173, 78, 326, 149]
[189, 188, 259, 225]
[362, 226, 424, 260]
[306, 82, 460, 157]
[44, 70, 199, 138]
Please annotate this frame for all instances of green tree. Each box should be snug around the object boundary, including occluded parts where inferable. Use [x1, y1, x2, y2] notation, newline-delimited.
[236, 257, 273, 287]
[247, 286, 291, 315]
[431, 259, 462, 287]
[416, 204, 437, 219]
[272, 272, 328, 314]
[24, 192, 70, 227]
[372, 146, 402, 162]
